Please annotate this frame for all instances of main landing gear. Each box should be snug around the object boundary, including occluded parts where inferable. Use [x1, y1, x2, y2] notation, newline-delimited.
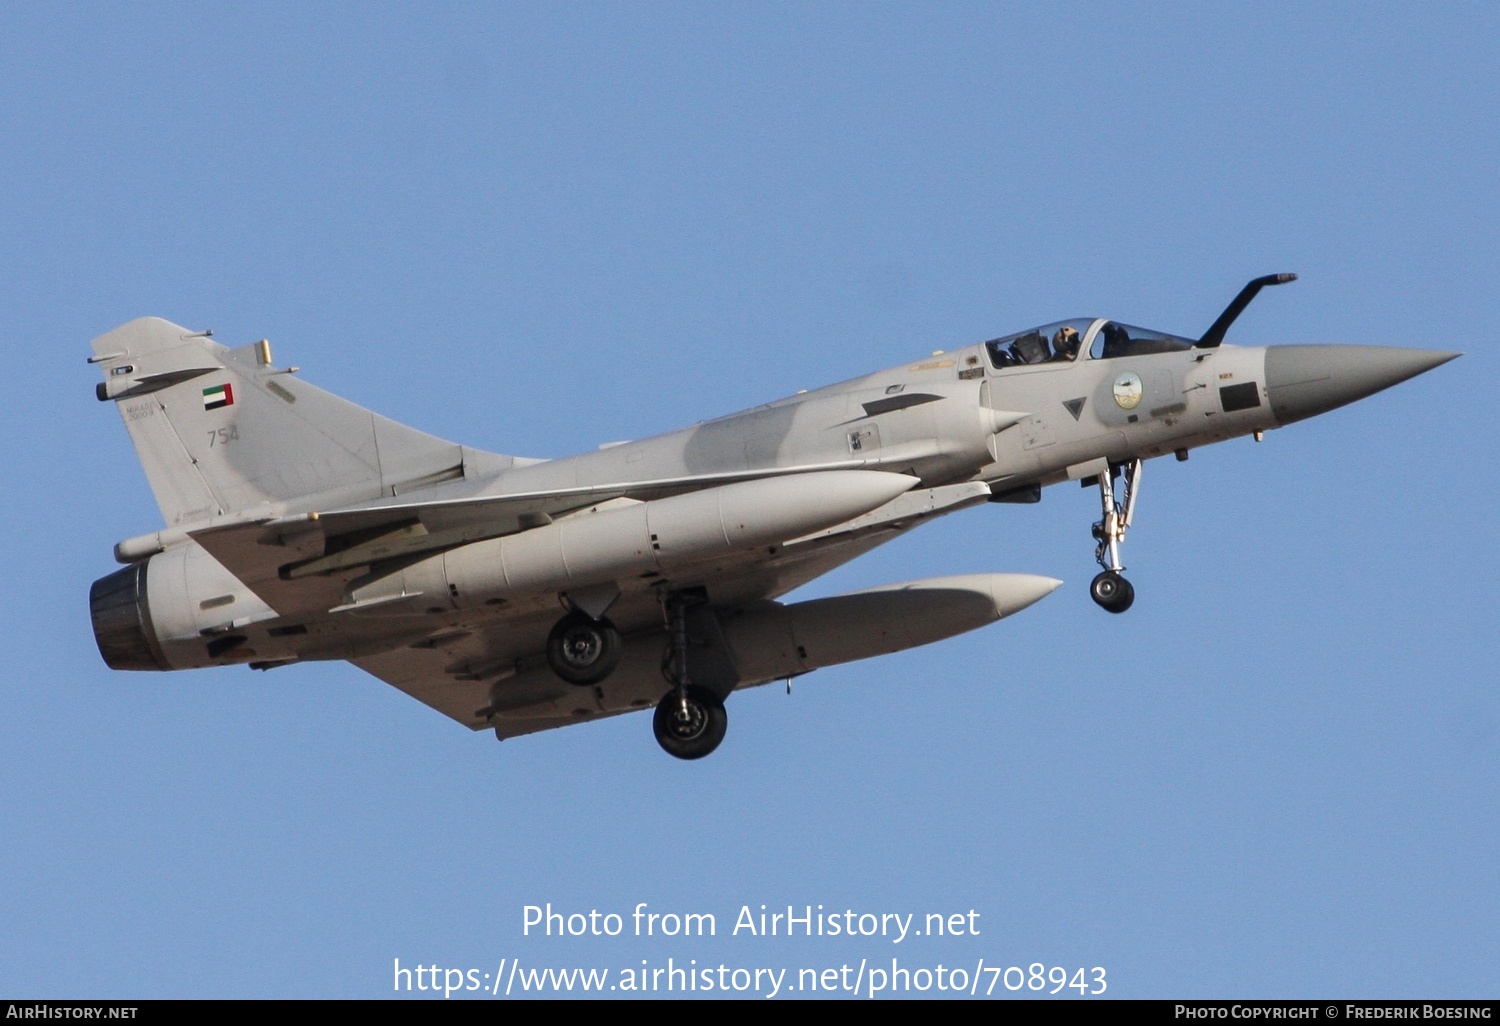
[1089, 458, 1141, 614]
[652, 592, 726, 760]
[546, 609, 622, 685]
[544, 589, 729, 759]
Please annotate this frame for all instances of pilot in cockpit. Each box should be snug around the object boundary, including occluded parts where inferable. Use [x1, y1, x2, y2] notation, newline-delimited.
[1051, 325, 1080, 362]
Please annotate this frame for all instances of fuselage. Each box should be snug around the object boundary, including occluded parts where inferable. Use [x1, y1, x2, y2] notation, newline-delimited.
[90, 314, 1454, 683]
[485, 323, 1271, 500]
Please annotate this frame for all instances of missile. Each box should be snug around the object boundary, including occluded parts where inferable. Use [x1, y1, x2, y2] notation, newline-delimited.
[347, 470, 920, 612]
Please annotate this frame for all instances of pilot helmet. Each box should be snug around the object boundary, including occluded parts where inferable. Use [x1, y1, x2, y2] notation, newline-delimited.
[1053, 325, 1079, 353]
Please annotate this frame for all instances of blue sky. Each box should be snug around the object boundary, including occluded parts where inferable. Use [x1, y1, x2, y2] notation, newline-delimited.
[2, 4, 1495, 999]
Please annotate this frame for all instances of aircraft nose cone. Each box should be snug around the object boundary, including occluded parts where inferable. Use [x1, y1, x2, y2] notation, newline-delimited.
[1265, 345, 1459, 426]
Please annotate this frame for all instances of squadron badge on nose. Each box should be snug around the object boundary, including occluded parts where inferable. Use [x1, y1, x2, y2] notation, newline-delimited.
[1112, 371, 1144, 410]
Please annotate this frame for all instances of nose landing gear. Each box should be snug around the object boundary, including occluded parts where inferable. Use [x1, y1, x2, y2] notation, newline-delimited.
[1089, 458, 1141, 614]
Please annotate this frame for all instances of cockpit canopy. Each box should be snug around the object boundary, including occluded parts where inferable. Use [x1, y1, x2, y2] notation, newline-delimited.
[985, 319, 1196, 369]
[984, 319, 1094, 367]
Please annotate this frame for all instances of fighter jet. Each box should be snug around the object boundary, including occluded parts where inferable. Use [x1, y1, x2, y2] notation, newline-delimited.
[88, 275, 1456, 759]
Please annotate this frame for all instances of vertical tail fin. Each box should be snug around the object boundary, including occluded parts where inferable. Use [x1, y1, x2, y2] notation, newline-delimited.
[91, 317, 492, 526]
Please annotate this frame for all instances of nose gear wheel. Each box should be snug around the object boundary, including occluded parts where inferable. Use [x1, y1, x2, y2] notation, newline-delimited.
[1090, 570, 1135, 614]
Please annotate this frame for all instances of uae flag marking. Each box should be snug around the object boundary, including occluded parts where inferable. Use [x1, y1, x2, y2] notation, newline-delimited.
[202, 382, 234, 411]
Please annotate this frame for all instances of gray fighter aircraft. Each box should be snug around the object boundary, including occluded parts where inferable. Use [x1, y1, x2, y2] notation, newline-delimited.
[88, 276, 1456, 759]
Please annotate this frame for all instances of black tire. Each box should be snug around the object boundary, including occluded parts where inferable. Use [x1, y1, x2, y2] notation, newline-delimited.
[1090, 571, 1135, 614]
[652, 686, 728, 760]
[546, 611, 622, 685]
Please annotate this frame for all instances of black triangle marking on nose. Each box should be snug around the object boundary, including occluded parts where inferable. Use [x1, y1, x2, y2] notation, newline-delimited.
[1062, 397, 1086, 421]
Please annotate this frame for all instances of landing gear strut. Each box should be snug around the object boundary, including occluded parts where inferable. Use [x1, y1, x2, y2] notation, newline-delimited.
[546, 610, 622, 685]
[1090, 458, 1141, 614]
[652, 592, 726, 760]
